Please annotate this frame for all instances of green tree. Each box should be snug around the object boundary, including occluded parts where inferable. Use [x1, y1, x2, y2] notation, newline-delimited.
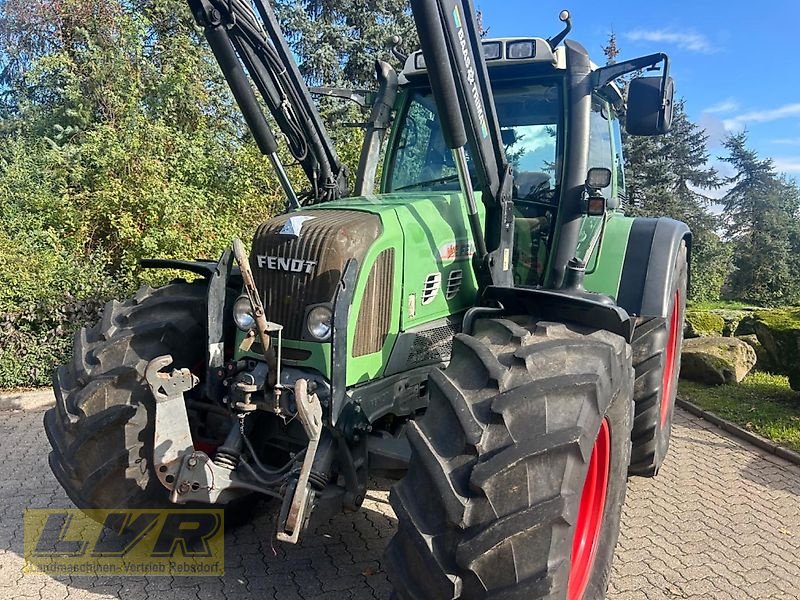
[623, 103, 730, 301]
[271, 0, 418, 187]
[0, 0, 416, 387]
[274, 0, 416, 87]
[0, 0, 288, 386]
[602, 33, 728, 302]
[720, 132, 800, 305]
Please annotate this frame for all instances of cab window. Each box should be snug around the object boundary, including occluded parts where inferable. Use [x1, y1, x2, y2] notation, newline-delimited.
[588, 97, 614, 202]
[387, 81, 562, 199]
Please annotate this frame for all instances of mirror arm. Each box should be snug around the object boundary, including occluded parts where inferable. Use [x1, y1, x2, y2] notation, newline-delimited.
[310, 87, 371, 109]
[390, 35, 409, 63]
[593, 52, 669, 91]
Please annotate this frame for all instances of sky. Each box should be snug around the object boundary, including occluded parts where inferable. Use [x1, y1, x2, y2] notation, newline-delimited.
[479, 0, 800, 192]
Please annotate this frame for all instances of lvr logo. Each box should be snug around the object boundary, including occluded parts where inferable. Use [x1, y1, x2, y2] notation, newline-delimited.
[24, 509, 224, 576]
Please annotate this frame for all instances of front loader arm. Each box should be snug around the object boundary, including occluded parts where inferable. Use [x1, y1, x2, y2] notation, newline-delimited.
[409, 0, 515, 288]
[188, 0, 347, 204]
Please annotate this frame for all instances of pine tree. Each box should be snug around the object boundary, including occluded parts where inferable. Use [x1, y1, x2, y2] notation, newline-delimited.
[720, 132, 800, 304]
[273, 0, 417, 87]
[601, 33, 728, 301]
[624, 103, 729, 302]
[602, 31, 620, 64]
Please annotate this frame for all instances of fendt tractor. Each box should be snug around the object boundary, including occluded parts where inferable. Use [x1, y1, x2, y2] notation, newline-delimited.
[44, 0, 689, 598]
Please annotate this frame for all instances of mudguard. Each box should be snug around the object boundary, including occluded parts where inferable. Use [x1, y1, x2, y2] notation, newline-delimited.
[139, 258, 220, 278]
[140, 255, 242, 402]
[469, 286, 636, 343]
[616, 217, 691, 319]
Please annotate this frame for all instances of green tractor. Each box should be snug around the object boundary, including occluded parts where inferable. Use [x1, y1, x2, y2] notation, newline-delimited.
[43, 0, 689, 597]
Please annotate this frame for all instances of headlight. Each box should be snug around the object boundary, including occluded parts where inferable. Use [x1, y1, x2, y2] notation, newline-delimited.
[307, 306, 332, 340]
[233, 295, 256, 331]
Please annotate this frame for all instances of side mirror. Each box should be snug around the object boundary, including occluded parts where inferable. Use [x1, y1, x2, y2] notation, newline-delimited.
[626, 76, 674, 136]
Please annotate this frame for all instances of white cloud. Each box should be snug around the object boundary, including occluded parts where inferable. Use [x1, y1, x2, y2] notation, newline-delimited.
[624, 29, 715, 53]
[773, 158, 800, 174]
[698, 112, 728, 147]
[723, 103, 800, 130]
[703, 99, 739, 114]
[771, 137, 800, 145]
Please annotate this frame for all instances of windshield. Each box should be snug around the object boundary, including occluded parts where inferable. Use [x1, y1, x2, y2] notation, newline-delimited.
[387, 80, 562, 202]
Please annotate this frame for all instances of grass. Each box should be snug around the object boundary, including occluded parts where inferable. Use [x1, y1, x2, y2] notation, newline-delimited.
[686, 300, 760, 311]
[679, 372, 800, 452]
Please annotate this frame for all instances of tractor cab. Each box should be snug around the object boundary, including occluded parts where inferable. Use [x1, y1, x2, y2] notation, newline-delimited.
[384, 36, 628, 287]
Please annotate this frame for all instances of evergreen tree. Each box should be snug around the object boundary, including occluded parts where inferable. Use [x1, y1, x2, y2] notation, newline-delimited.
[601, 31, 620, 64]
[624, 107, 731, 303]
[273, 0, 417, 87]
[720, 132, 800, 304]
[602, 33, 728, 302]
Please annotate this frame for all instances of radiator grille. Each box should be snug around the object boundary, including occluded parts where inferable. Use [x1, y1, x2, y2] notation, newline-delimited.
[353, 249, 395, 357]
[250, 210, 382, 340]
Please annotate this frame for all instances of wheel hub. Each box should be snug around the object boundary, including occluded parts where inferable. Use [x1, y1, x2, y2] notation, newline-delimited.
[568, 418, 611, 600]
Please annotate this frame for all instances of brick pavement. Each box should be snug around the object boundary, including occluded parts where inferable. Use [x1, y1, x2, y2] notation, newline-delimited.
[1, 407, 799, 599]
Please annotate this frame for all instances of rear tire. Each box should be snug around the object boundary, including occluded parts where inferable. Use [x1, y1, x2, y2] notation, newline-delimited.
[385, 317, 634, 599]
[628, 242, 688, 477]
[45, 282, 211, 510]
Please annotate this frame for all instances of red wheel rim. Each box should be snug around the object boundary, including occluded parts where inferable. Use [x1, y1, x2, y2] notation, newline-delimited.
[661, 290, 681, 426]
[568, 418, 611, 600]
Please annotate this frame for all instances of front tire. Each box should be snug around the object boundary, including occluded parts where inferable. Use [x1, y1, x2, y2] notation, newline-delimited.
[44, 282, 208, 510]
[385, 317, 634, 599]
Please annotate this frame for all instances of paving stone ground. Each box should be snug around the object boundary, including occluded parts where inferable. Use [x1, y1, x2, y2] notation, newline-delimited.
[1, 407, 799, 599]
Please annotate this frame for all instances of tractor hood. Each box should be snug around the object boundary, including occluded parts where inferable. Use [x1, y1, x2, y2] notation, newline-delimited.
[248, 192, 482, 383]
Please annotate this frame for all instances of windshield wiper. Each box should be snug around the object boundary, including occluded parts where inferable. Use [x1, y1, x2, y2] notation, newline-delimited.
[393, 174, 461, 192]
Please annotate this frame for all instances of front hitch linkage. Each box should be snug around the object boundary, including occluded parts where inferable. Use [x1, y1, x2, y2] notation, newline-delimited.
[146, 356, 255, 505]
[146, 355, 324, 544]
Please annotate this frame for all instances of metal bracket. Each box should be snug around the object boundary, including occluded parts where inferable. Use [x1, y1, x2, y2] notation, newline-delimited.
[146, 356, 199, 502]
[167, 450, 246, 504]
[330, 259, 358, 425]
[233, 238, 282, 388]
[147, 355, 250, 505]
[309, 86, 370, 109]
[277, 379, 323, 543]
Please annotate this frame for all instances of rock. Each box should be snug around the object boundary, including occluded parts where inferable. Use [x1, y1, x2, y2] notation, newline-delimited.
[679, 336, 757, 385]
[684, 310, 725, 338]
[737, 334, 774, 372]
[734, 315, 757, 336]
[685, 308, 756, 338]
[713, 310, 750, 337]
[754, 309, 800, 390]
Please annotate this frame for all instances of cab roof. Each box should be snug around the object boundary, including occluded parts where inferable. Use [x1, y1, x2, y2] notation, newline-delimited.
[401, 37, 564, 80]
[400, 36, 624, 108]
